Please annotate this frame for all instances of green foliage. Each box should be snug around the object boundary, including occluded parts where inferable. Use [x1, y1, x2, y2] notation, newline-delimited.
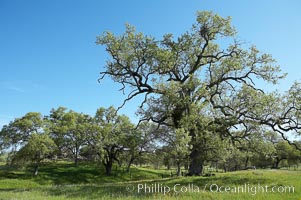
[169, 128, 192, 161]
[12, 133, 56, 174]
[47, 108, 93, 166]
[0, 112, 44, 148]
[121, 121, 156, 172]
[93, 106, 137, 175]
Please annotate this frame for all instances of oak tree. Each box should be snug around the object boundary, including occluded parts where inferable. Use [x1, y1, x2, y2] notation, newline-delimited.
[97, 11, 301, 175]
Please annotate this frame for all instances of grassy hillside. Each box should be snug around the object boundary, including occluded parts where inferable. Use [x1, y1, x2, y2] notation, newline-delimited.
[0, 162, 300, 200]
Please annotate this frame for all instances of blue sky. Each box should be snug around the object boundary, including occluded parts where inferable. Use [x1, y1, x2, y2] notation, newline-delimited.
[0, 0, 301, 128]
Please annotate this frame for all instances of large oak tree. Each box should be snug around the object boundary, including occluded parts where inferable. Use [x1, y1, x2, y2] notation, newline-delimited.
[97, 11, 300, 175]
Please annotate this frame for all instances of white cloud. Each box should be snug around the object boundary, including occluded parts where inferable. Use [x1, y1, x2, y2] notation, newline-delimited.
[0, 81, 25, 93]
[8, 85, 25, 93]
[0, 81, 46, 93]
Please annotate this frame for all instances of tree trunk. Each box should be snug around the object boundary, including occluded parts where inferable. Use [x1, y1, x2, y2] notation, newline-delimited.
[103, 155, 113, 176]
[244, 156, 249, 169]
[274, 158, 281, 169]
[74, 147, 79, 167]
[167, 163, 171, 170]
[75, 157, 78, 167]
[33, 163, 39, 176]
[215, 161, 218, 172]
[104, 161, 112, 175]
[188, 149, 203, 176]
[184, 163, 188, 170]
[176, 161, 181, 176]
[126, 157, 135, 172]
[223, 163, 227, 172]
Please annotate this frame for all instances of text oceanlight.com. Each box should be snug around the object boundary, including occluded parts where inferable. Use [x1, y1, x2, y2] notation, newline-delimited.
[126, 183, 295, 195]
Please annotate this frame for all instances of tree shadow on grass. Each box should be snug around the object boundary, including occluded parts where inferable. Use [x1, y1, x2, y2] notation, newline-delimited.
[0, 162, 169, 187]
[34, 164, 170, 185]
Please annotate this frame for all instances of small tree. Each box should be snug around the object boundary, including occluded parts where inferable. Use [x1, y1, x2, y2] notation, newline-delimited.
[0, 112, 44, 164]
[12, 133, 56, 175]
[48, 108, 91, 166]
[273, 140, 293, 168]
[94, 106, 135, 175]
[123, 121, 156, 172]
[161, 128, 191, 176]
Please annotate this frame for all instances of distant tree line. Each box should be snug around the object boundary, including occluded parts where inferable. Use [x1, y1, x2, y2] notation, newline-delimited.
[1, 107, 300, 176]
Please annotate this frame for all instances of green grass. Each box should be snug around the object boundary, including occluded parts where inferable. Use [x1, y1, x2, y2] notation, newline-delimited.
[0, 162, 300, 200]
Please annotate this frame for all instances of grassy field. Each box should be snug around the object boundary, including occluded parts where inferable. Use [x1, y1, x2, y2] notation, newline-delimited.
[0, 162, 300, 200]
